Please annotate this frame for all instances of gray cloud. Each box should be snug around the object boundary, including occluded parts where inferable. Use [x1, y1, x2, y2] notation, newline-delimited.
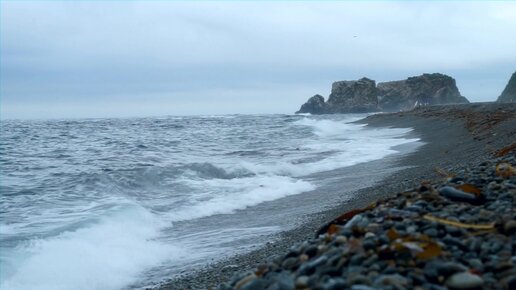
[1, 2, 516, 119]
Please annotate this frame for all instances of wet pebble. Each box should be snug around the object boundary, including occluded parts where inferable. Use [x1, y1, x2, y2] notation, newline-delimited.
[445, 272, 483, 290]
[212, 156, 515, 290]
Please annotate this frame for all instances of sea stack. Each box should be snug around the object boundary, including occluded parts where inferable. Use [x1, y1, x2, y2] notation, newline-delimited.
[297, 94, 327, 114]
[296, 73, 469, 114]
[497, 71, 516, 103]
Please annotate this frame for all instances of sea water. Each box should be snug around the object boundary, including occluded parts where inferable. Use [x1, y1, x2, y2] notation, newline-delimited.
[0, 114, 419, 290]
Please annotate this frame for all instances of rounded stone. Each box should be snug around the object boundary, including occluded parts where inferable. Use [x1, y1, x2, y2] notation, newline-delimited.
[295, 276, 309, 288]
[335, 235, 347, 244]
[281, 257, 298, 269]
[364, 232, 376, 239]
[373, 274, 409, 289]
[437, 262, 468, 277]
[362, 238, 376, 251]
[304, 245, 318, 258]
[234, 274, 257, 289]
[423, 227, 439, 238]
[467, 259, 484, 272]
[322, 278, 347, 290]
[503, 220, 516, 235]
[350, 285, 377, 290]
[240, 278, 267, 290]
[445, 272, 483, 290]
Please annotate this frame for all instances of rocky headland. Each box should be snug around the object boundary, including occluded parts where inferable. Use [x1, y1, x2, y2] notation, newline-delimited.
[497, 72, 516, 103]
[296, 74, 469, 114]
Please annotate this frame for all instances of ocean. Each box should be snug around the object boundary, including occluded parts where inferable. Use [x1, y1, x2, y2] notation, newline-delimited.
[0, 114, 419, 290]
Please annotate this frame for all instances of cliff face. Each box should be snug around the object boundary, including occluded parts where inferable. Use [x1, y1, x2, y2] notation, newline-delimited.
[497, 72, 516, 103]
[296, 73, 469, 114]
[326, 78, 378, 113]
[378, 73, 469, 112]
[296, 78, 379, 114]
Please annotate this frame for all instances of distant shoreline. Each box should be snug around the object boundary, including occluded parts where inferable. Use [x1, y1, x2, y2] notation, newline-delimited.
[156, 102, 516, 290]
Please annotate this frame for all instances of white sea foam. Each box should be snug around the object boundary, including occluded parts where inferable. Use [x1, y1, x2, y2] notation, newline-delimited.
[0, 205, 182, 290]
[1, 114, 421, 289]
[293, 117, 365, 137]
[200, 115, 237, 119]
[164, 117, 417, 222]
[237, 117, 418, 177]
[166, 175, 315, 222]
[0, 223, 17, 235]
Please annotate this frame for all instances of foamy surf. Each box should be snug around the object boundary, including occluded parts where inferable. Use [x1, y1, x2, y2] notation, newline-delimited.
[238, 117, 419, 177]
[0, 114, 421, 289]
[0, 205, 181, 290]
[166, 176, 315, 222]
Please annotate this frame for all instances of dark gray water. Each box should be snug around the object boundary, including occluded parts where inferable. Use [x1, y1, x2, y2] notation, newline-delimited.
[0, 114, 418, 290]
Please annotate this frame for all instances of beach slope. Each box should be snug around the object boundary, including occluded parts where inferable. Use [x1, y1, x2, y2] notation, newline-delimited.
[158, 102, 515, 290]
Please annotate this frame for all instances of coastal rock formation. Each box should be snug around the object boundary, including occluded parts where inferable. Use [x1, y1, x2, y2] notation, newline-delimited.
[297, 94, 327, 114]
[296, 79, 378, 114]
[377, 73, 469, 112]
[296, 73, 469, 114]
[497, 72, 516, 103]
[326, 78, 378, 113]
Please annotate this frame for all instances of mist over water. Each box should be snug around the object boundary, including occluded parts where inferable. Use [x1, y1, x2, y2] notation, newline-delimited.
[0, 114, 418, 290]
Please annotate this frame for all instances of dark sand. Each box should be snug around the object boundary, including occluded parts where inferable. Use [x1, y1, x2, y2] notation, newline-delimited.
[155, 102, 516, 290]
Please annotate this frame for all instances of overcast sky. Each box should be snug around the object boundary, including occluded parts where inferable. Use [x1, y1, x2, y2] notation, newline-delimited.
[1, 1, 516, 119]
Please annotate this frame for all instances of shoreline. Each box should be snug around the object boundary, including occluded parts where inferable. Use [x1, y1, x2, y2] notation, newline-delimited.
[155, 103, 515, 290]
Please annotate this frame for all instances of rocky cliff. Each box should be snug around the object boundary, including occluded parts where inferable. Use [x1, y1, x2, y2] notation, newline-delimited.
[325, 78, 378, 113]
[377, 73, 469, 112]
[296, 73, 469, 114]
[296, 78, 379, 114]
[497, 72, 516, 103]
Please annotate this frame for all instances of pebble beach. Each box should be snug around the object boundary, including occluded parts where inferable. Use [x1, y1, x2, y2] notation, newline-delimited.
[158, 103, 516, 290]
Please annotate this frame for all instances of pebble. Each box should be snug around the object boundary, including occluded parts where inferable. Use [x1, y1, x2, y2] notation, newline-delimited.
[294, 276, 309, 288]
[240, 278, 266, 290]
[350, 285, 378, 290]
[281, 257, 298, 270]
[268, 272, 294, 290]
[322, 278, 346, 290]
[235, 274, 257, 289]
[362, 238, 376, 251]
[423, 227, 439, 237]
[439, 186, 480, 204]
[467, 259, 484, 272]
[211, 156, 515, 290]
[304, 245, 318, 258]
[373, 274, 408, 289]
[349, 254, 366, 266]
[445, 272, 483, 289]
[298, 256, 327, 275]
[347, 274, 370, 286]
[437, 262, 468, 277]
[335, 235, 347, 244]
[503, 220, 516, 235]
